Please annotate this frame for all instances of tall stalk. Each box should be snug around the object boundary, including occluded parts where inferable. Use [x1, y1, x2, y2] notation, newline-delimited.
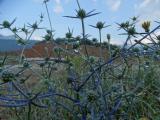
[90, 21, 110, 60]
[99, 29, 102, 59]
[81, 19, 89, 59]
[44, 1, 53, 40]
[107, 34, 111, 59]
[27, 104, 31, 120]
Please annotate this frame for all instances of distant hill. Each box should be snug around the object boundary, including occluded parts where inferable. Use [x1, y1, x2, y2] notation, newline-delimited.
[0, 34, 37, 52]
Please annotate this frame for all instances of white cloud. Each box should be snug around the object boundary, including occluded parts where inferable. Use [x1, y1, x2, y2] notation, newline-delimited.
[139, 0, 152, 8]
[134, 0, 160, 21]
[32, 35, 43, 41]
[106, 0, 121, 12]
[54, 5, 63, 14]
[33, 0, 44, 3]
[65, 0, 71, 3]
[92, 0, 97, 2]
[55, 0, 61, 4]
[53, 0, 63, 14]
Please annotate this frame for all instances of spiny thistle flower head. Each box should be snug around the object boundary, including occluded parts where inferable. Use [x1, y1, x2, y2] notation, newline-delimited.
[43, 30, 54, 41]
[40, 13, 44, 21]
[73, 43, 80, 49]
[87, 90, 98, 103]
[132, 16, 137, 21]
[2, 21, 11, 28]
[118, 21, 130, 30]
[89, 56, 96, 63]
[0, 18, 16, 29]
[65, 28, 73, 39]
[46, 30, 52, 34]
[66, 32, 72, 39]
[142, 21, 151, 32]
[16, 38, 27, 45]
[90, 21, 110, 30]
[21, 25, 28, 34]
[127, 27, 136, 36]
[77, 9, 87, 19]
[64, 0, 100, 20]
[44, 34, 52, 41]
[2, 71, 15, 83]
[92, 38, 97, 42]
[23, 62, 30, 68]
[29, 22, 38, 29]
[75, 35, 81, 41]
[12, 27, 18, 33]
[96, 21, 105, 30]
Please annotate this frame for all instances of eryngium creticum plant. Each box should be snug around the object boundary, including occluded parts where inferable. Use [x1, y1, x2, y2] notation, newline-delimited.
[0, 0, 160, 120]
[90, 21, 110, 60]
[64, 0, 100, 59]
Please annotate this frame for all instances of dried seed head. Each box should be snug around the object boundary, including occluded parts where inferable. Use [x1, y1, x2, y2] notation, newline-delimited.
[142, 21, 151, 32]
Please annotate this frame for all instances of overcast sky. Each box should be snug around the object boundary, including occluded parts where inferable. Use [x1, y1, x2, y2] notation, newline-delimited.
[0, 0, 160, 44]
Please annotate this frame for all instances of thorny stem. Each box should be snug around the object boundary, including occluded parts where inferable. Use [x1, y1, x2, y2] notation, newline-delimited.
[108, 37, 111, 59]
[27, 104, 32, 120]
[44, 2, 53, 38]
[77, 55, 120, 91]
[19, 29, 35, 64]
[122, 35, 131, 49]
[99, 29, 102, 60]
[81, 19, 89, 59]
